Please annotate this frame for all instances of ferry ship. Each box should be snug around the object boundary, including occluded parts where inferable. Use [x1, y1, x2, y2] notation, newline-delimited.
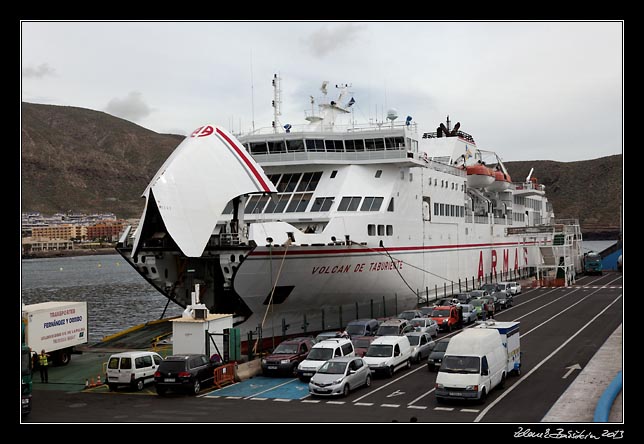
[116, 76, 582, 338]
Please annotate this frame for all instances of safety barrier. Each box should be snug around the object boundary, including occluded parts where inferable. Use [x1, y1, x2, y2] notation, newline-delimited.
[213, 363, 236, 389]
[593, 371, 622, 422]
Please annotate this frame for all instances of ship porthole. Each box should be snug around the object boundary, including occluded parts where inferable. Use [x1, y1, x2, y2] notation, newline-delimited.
[151, 267, 157, 274]
[239, 255, 245, 263]
[230, 254, 236, 262]
[224, 267, 230, 274]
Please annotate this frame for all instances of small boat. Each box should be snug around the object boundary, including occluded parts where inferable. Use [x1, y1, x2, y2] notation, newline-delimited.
[466, 163, 495, 188]
[486, 169, 512, 192]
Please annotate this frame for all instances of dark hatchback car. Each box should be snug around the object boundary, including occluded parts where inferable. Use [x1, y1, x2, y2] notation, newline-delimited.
[427, 338, 451, 371]
[154, 354, 218, 395]
[262, 337, 315, 377]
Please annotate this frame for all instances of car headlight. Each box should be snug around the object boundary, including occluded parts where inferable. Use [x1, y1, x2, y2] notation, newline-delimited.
[261, 359, 267, 364]
[465, 385, 479, 391]
[435, 383, 444, 389]
[333, 378, 344, 384]
[280, 359, 290, 364]
[442, 319, 448, 323]
[379, 362, 387, 367]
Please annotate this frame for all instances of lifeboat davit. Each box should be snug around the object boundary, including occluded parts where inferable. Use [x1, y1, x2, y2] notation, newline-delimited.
[465, 164, 495, 188]
[486, 170, 512, 192]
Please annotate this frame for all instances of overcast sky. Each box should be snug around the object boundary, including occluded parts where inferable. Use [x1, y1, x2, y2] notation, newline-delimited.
[21, 21, 623, 162]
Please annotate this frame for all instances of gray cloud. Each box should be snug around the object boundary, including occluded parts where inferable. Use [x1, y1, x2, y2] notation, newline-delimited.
[304, 24, 364, 57]
[105, 91, 152, 122]
[22, 63, 55, 78]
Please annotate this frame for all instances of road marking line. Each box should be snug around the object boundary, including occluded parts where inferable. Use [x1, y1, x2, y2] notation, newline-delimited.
[352, 365, 425, 402]
[327, 401, 345, 405]
[381, 404, 400, 408]
[302, 399, 320, 403]
[522, 293, 590, 337]
[474, 293, 622, 423]
[461, 408, 480, 413]
[355, 402, 374, 407]
[407, 405, 427, 410]
[435, 407, 454, 411]
[512, 289, 580, 322]
[274, 399, 291, 402]
[408, 388, 435, 406]
[250, 397, 268, 401]
[225, 396, 241, 400]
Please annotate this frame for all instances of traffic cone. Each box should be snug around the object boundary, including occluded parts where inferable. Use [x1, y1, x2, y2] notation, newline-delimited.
[97, 375, 102, 385]
[89, 377, 95, 387]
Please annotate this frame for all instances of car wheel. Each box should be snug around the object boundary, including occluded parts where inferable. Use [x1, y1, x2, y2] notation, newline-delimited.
[499, 372, 506, 389]
[406, 359, 412, 369]
[156, 387, 167, 396]
[479, 387, 487, 404]
[387, 366, 394, 378]
[365, 374, 371, 388]
[291, 364, 298, 378]
[342, 384, 350, 397]
[133, 379, 144, 391]
[191, 380, 201, 395]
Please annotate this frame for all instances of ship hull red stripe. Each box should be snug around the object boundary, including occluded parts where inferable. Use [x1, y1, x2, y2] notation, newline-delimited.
[216, 128, 271, 192]
[248, 241, 535, 257]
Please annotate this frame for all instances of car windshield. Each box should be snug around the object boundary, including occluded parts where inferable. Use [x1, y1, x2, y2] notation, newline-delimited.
[431, 309, 449, 317]
[419, 307, 433, 315]
[440, 356, 480, 374]
[345, 325, 365, 335]
[317, 361, 347, 374]
[366, 344, 393, 357]
[352, 338, 372, 348]
[434, 341, 450, 352]
[307, 348, 334, 361]
[457, 294, 469, 301]
[377, 326, 399, 335]
[272, 343, 299, 354]
[471, 291, 485, 297]
[407, 336, 420, 346]
[480, 284, 497, 292]
[410, 319, 425, 328]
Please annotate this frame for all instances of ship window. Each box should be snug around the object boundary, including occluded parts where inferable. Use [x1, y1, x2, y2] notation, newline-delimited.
[264, 193, 291, 213]
[386, 225, 394, 236]
[305, 139, 325, 152]
[434, 203, 439, 216]
[374, 138, 385, 150]
[325, 139, 344, 152]
[296, 171, 322, 192]
[367, 224, 376, 236]
[364, 138, 376, 151]
[249, 142, 268, 154]
[440, 203, 445, 216]
[330, 170, 338, 178]
[245, 195, 270, 214]
[222, 200, 234, 215]
[409, 172, 413, 182]
[267, 140, 286, 153]
[286, 139, 305, 152]
[353, 139, 365, 151]
[387, 197, 394, 212]
[434, 179, 437, 186]
[286, 192, 313, 212]
[338, 196, 361, 211]
[361, 197, 383, 211]
[375, 170, 382, 178]
[377, 225, 385, 236]
[311, 197, 334, 212]
[267, 174, 281, 186]
[385, 136, 404, 150]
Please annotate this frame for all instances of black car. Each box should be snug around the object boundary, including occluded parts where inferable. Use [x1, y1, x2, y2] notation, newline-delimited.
[495, 292, 514, 309]
[427, 338, 451, 371]
[154, 354, 219, 395]
[454, 292, 472, 304]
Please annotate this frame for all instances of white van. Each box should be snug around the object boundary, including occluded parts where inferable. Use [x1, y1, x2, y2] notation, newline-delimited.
[435, 327, 508, 403]
[297, 338, 355, 381]
[106, 351, 163, 391]
[363, 335, 412, 377]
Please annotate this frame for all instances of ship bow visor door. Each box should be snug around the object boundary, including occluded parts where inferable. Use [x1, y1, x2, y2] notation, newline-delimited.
[132, 125, 277, 257]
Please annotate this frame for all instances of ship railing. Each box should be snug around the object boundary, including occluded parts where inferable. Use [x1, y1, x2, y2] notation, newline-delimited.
[493, 216, 506, 225]
[239, 121, 417, 136]
[252, 149, 415, 164]
[474, 215, 489, 224]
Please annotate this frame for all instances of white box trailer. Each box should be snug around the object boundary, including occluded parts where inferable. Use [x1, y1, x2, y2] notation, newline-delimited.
[474, 320, 521, 375]
[22, 301, 88, 366]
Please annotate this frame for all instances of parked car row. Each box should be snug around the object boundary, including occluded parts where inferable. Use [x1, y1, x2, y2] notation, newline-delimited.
[105, 350, 222, 396]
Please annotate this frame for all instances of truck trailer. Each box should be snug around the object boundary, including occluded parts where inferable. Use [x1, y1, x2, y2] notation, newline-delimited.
[22, 301, 88, 366]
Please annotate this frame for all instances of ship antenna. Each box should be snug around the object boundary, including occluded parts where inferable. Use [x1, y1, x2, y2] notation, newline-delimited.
[446, 115, 451, 132]
[271, 73, 282, 134]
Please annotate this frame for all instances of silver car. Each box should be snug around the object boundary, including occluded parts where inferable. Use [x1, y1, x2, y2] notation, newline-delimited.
[459, 304, 478, 324]
[308, 356, 371, 397]
[405, 332, 436, 363]
[409, 317, 439, 338]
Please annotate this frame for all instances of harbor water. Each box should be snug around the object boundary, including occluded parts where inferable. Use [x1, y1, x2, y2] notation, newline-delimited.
[21, 254, 184, 344]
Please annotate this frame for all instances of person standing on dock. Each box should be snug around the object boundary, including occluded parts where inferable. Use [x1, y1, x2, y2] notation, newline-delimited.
[39, 349, 50, 383]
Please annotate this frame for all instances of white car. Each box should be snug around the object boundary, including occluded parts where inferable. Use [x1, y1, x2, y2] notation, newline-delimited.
[409, 317, 439, 338]
[459, 303, 478, 324]
[297, 338, 355, 381]
[500, 281, 522, 295]
[363, 335, 412, 377]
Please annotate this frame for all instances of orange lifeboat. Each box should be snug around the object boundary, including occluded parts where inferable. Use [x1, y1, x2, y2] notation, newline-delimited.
[487, 169, 512, 192]
[465, 164, 495, 188]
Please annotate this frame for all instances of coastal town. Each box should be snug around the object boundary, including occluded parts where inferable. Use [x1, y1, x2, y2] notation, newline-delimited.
[21, 212, 135, 258]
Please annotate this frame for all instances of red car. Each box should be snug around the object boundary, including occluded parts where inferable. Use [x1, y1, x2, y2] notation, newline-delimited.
[429, 305, 462, 332]
[261, 337, 315, 377]
[351, 336, 377, 357]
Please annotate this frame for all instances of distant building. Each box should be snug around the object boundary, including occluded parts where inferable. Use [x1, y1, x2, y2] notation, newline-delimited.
[31, 224, 87, 240]
[87, 220, 125, 241]
[22, 237, 73, 253]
